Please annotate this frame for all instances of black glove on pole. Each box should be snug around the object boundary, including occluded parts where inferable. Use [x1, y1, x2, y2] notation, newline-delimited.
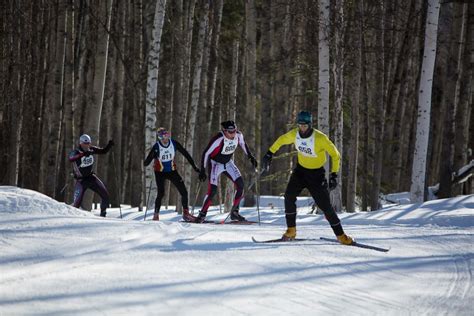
[248, 155, 258, 169]
[329, 172, 338, 190]
[199, 169, 207, 182]
[261, 151, 273, 172]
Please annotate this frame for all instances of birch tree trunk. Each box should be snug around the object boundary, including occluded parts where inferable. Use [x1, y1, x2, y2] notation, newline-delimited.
[144, 0, 167, 211]
[184, 2, 208, 213]
[318, 0, 330, 135]
[410, 0, 441, 203]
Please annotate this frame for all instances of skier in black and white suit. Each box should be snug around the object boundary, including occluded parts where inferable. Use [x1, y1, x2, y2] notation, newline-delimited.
[196, 121, 257, 222]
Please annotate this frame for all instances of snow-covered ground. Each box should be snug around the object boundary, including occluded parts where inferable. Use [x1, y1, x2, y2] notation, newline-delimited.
[0, 186, 472, 315]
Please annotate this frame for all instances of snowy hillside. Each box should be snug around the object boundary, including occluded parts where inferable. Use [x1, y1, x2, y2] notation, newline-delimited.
[0, 186, 473, 315]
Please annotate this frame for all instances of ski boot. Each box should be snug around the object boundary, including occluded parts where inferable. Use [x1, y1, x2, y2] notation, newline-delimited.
[100, 210, 106, 217]
[194, 211, 207, 223]
[182, 208, 197, 222]
[281, 226, 296, 241]
[230, 206, 246, 221]
[337, 233, 354, 245]
[152, 212, 160, 221]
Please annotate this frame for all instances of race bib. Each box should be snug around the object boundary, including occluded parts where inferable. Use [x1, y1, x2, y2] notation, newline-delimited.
[158, 142, 175, 162]
[295, 132, 317, 157]
[80, 155, 94, 168]
[221, 137, 238, 155]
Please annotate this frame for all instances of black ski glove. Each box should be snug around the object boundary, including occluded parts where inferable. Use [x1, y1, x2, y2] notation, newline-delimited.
[248, 155, 258, 169]
[199, 169, 207, 182]
[105, 140, 115, 150]
[262, 151, 273, 172]
[328, 172, 338, 190]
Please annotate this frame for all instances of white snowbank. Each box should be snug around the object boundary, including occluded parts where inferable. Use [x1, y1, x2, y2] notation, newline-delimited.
[0, 186, 473, 315]
[0, 186, 89, 217]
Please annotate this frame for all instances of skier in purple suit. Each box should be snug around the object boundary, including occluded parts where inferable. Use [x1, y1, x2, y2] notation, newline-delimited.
[68, 134, 114, 217]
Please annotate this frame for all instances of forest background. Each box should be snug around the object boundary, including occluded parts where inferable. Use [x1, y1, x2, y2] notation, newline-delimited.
[1, 0, 472, 213]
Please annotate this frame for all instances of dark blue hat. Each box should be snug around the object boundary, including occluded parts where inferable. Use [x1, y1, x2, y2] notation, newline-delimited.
[297, 111, 312, 125]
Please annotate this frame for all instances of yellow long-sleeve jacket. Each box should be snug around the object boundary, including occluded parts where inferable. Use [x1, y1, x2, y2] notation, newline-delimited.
[268, 128, 340, 173]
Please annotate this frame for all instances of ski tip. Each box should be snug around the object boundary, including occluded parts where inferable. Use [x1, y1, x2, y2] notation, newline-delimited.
[251, 236, 262, 243]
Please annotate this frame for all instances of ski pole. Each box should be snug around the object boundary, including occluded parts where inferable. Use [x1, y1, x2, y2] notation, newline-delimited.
[247, 168, 265, 191]
[255, 167, 261, 225]
[220, 209, 232, 224]
[191, 181, 202, 215]
[144, 178, 153, 221]
[60, 183, 68, 195]
[112, 152, 123, 219]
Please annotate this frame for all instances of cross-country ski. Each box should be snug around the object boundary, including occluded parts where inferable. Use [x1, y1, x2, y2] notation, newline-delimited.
[319, 237, 390, 252]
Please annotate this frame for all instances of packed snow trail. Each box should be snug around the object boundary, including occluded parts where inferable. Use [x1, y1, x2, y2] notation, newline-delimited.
[0, 186, 472, 315]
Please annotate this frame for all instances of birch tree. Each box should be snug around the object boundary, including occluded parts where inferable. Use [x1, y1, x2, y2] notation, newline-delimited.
[144, 0, 167, 211]
[410, 0, 441, 203]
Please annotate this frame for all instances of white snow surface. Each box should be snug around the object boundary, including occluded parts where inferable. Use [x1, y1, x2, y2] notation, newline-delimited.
[0, 185, 473, 315]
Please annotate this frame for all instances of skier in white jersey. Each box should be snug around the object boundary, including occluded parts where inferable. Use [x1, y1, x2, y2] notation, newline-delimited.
[195, 121, 258, 223]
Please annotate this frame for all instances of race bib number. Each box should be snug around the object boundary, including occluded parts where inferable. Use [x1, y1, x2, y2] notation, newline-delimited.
[158, 141, 175, 162]
[160, 149, 173, 162]
[295, 132, 317, 157]
[221, 138, 238, 155]
[80, 155, 94, 168]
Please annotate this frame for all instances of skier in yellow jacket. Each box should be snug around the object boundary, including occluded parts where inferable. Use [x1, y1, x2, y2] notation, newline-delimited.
[261, 111, 353, 244]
